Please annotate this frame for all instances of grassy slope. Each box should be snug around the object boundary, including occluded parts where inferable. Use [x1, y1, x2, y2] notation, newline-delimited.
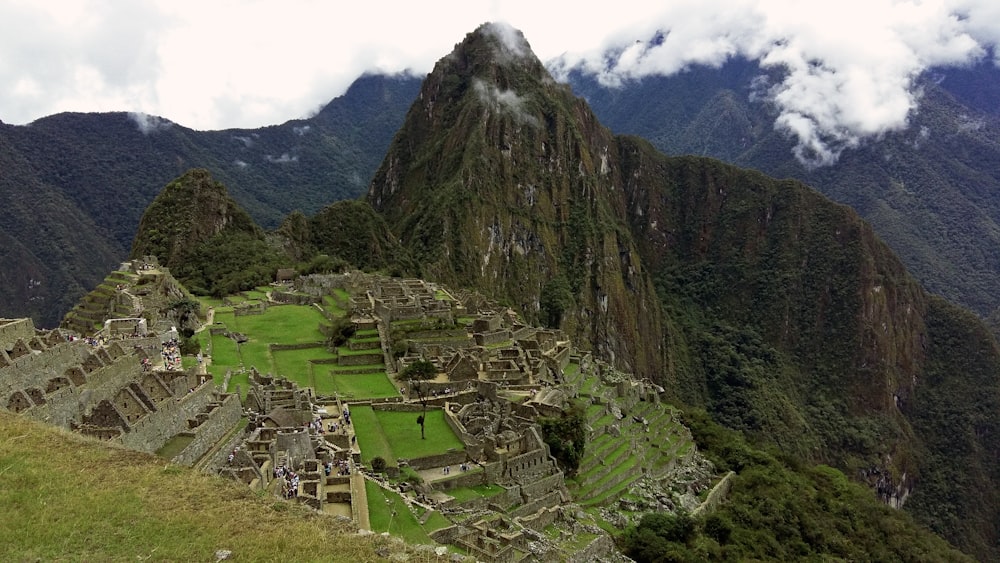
[0, 411, 421, 562]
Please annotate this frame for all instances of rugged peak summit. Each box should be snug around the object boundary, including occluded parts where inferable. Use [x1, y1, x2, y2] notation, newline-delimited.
[130, 168, 260, 271]
[367, 25, 667, 378]
[438, 22, 546, 79]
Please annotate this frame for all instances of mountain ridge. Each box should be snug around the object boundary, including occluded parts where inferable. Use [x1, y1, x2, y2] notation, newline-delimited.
[363, 23, 999, 558]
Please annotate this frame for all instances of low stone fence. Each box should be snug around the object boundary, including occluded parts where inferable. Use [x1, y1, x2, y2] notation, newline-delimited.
[338, 353, 383, 366]
[403, 449, 468, 471]
[693, 471, 735, 516]
[269, 342, 327, 352]
[171, 393, 243, 466]
[271, 291, 320, 305]
[517, 505, 559, 532]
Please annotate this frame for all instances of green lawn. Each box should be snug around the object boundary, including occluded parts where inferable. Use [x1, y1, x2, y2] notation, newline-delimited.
[365, 481, 433, 544]
[272, 347, 336, 387]
[373, 409, 464, 459]
[322, 295, 346, 317]
[242, 289, 268, 301]
[225, 305, 326, 345]
[203, 305, 335, 393]
[447, 483, 504, 503]
[352, 407, 394, 465]
[326, 372, 399, 400]
[351, 405, 464, 465]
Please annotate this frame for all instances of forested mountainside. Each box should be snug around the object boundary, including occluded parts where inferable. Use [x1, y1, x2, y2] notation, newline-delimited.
[363, 24, 999, 559]
[8, 21, 1000, 558]
[567, 58, 1000, 321]
[0, 74, 419, 327]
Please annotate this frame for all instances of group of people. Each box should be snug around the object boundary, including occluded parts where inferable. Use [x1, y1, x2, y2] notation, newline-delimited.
[68, 335, 105, 347]
[325, 459, 351, 477]
[441, 463, 471, 475]
[274, 465, 300, 499]
[160, 338, 181, 370]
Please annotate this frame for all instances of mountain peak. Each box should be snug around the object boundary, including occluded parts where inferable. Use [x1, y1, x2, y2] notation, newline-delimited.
[433, 22, 549, 87]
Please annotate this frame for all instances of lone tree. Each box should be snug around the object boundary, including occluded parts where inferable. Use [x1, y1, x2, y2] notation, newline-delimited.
[399, 360, 437, 439]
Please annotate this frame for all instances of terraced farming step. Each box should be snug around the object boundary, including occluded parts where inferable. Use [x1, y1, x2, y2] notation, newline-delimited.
[577, 441, 632, 489]
[576, 454, 643, 507]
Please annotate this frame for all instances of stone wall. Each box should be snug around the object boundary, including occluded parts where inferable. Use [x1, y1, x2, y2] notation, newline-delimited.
[509, 490, 563, 518]
[118, 381, 216, 453]
[566, 534, 617, 563]
[432, 469, 489, 495]
[403, 450, 468, 471]
[692, 471, 735, 516]
[516, 506, 559, 532]
[1, 340, 89, 398]
[203, 423, 255, 473]
[171, 393, 243, 466]
[11, 351, 143, 430]
[337, 353, 383, 366]
[0, 318, 35, 349]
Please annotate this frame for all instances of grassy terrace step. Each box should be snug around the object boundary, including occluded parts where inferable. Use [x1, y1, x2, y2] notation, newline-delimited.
[580, 463, 645, 508]
[577, 435, 619, 475]
[561, 362, 581, 384]
[577, 442, 632, 488]
[590, 413, 619, 434]
[575, 454, 642, 505]
[578, 374, 601, 397]
[585, 404, 605, 425]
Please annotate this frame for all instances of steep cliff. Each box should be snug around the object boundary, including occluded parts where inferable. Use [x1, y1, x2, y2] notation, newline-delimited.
[368, 23, 668, 379]
[367, 23, 999, 558]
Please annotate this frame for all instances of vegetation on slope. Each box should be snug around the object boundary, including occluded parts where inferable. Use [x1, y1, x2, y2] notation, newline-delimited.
[570, 59, 1000, 320]
[619, 410, 973, 562]
[0, 411, 430, 562]
[0, 73, 422, 326]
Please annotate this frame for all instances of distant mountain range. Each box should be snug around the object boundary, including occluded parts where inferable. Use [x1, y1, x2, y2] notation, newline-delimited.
[7, 55, 1000, 333]
[0, 73, 419, 326]
[568, 58, 1000, 320]
[118, 24, 1000, 559]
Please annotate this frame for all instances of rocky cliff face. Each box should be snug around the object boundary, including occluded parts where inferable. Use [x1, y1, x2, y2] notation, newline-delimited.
[367, 23, 999, 557]
[369, 23, 668, 379]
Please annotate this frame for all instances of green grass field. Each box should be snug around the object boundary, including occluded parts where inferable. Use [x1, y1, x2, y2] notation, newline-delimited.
[365, 481, 433, 544]
[0, 412, 395, 561]
[376, 409, 464, 459]
[202, 305, 336, 394]
[325, 372, 399, 400]
[225, 305, 326, 344]
[322, 295, 346, 317]
[447, 483, 504, 503]
[352, 407, 394, 465]
[352, 406, 463, 464]
[272, 347, 336, 385]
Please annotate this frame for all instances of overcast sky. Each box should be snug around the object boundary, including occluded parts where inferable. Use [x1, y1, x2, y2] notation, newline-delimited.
[3, 1, 1000, 164]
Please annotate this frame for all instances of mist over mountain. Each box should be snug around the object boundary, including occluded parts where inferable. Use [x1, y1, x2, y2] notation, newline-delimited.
[566, 57, 1000, 320]
[362, 23, 999, 558]
[0, 73, 419, 326]
[6, 20, 997, 560]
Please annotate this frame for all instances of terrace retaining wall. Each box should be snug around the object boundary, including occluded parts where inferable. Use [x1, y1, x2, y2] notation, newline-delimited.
[171, 393, 243, 466]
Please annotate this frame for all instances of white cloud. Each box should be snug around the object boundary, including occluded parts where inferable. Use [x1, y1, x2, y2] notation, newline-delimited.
[552, 0, 999, 165]
[472, 78, 538, 127]
[128, 112, 173, 135]
[0, 0, 998, 168]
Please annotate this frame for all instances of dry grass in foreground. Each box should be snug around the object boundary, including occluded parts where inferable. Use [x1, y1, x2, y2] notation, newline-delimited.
[0, 411, 459, 562]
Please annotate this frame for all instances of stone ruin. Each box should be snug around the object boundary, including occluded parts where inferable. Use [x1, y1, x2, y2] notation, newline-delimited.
[219, 369, 364, 523]
[0, 317, 239, 461]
